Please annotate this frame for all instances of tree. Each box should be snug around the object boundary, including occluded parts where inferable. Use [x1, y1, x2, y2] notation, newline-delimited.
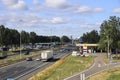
[0, 25, 6, 46]
[99, 16, 120, 53]
[80, 30, 100, 43]
[30, 32, 37, 46]
[10, 29, 20, 47]
[21, 31, 30, 45]
[61, 36, 70, 43]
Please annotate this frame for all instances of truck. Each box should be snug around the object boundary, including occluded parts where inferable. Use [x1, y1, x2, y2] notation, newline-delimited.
[41, 50, 53, 61]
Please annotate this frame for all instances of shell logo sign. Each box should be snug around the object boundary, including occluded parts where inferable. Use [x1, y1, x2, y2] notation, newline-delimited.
[84, 44, 86, 47]
[83, 44, 87, 55]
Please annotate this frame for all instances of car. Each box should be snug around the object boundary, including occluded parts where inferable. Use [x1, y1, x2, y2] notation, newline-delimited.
[6, 78, 14, 80]
[72, 51, 80, 56]
[26, 57, 32, 61]
[35, 58, 41, 61]
[24, 50, 30, 55]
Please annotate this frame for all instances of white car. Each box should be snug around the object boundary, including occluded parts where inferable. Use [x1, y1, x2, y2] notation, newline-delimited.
[36, 58, 41, 61]
[72, 51, 80, 56]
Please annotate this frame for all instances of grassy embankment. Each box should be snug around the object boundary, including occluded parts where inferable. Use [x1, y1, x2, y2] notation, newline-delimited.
[29, 55, 94, 80]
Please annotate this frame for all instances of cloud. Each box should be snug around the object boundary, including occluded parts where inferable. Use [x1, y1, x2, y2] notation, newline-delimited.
[2, 0, 28, 11]
[33, 0, 40, 5]
[2, 0, 18, 5]
[0, 13, 69, 30]
[94, 8, 104, 12]
[9, 0, 28, 10]
[80, 23, 101, 28]
[41, 17, 69, 24]
[44, 0, 73, 11]
[76, 6, 92, 13]
[75, 6, 104, 14]
[113, 8, 120, 13]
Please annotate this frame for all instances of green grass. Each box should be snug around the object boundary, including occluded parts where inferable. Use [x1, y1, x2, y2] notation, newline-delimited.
[87, 66, 120, 80]
[48, 56, 94, 80]
[107, 74, 120, 80]
[30, 55, 94, 80]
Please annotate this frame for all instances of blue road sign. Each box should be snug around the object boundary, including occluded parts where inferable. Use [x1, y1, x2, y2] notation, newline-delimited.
[79, 38, 83, 43]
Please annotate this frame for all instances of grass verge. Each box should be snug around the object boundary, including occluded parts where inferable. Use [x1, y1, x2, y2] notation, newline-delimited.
[29, 55, 94, 80]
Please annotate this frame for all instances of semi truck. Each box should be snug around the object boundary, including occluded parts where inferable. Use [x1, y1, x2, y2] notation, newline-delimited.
[41, 50, 53, 61]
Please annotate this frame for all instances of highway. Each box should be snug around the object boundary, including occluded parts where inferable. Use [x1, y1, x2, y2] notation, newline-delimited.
[0, 49, 41, 61]
[0, 47, 72, 80]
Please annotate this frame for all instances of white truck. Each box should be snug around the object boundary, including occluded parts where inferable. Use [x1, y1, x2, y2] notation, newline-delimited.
[41, 50, 53, 61]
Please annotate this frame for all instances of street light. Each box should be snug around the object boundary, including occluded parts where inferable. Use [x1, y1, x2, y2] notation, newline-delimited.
[18, 20, 23, 60]
[20, 31, 22, 60]
[107, 36, 110, 58]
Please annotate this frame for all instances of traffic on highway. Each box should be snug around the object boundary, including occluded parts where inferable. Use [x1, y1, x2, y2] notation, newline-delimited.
[0, 45, 75, 80]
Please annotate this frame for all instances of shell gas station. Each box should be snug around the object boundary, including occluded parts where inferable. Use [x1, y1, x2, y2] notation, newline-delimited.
[75, 43, 98, 55]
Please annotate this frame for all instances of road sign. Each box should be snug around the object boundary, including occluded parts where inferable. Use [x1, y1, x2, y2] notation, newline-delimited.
[79, 38, 83, 43]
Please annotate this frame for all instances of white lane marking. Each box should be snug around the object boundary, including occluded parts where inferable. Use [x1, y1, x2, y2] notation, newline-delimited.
[14, 62, 48, 80]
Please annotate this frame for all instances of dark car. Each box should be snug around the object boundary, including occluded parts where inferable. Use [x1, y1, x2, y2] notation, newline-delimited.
[26, 57, 32, 61]
[24, 50, 30, 55]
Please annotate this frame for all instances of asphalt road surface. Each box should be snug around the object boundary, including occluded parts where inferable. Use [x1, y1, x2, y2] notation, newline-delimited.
[65, 53, 120, 80]
[0, 48, 72, 80]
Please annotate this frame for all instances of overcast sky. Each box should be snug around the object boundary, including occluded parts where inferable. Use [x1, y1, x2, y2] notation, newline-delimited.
[0, 0, 120, 38]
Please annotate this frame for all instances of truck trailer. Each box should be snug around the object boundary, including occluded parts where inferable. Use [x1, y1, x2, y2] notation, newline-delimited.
[41, 50, 53, 61]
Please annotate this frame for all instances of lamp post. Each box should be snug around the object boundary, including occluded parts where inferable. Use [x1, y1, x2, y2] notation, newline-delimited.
[20, 31, 22, 60]
[107, 36, 110, 58]
[19, 20, 23, 60]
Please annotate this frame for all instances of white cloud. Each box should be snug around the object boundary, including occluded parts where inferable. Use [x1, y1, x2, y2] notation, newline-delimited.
[44, 0, 73, 11]
[80, 23, 101, 28]
[94, 8, 104, 12]
[2, 0, 28, 11]
[52, 17, 68, 24]
[8, 0, 28, 10]
[33, 0, 40, 5]
[42, 17, 69, 24]
[113, 8, 120, 13]
[76, 6, 104, 14]
[2, 0, 18, 5]
[0, 13, 69, 30]
[76, 6, 92, 13]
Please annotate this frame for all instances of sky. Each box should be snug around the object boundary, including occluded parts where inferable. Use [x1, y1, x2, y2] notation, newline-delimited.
[0, 0, 120, 39]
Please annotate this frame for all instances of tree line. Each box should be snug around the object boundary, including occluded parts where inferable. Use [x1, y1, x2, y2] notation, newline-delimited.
[80, 16, 120, 53]
[0, 25, 71, 48]
[99, 16, 120, 53]
[80, 30, 100, 44]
